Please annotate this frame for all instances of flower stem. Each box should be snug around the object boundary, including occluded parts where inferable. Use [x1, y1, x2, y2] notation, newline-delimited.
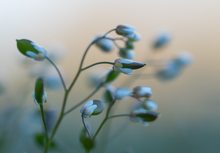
[43, 28, 116, 153]
[45, 56, 67, 91]
[39, 104, 49, 153]
[81, 62, 114, 71]
[64, 82, 104, 116]
[93, 100, 116, 141]
[81, 115, 92, 138]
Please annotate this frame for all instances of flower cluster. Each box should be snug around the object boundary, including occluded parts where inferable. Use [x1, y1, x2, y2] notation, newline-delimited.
[15, 24, 192, 153]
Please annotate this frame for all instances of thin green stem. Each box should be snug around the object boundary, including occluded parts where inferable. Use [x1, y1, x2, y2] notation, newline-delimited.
[93, 100, 116, 141]
[39, 104, 49, 153]
[68, 28, 116, 92]
[43, 28, 116, 153]
[81, 62, 114, 71]
[64, 82, 103, 115]
[107, 114, 131, 120]
[45, 56, 67, 91]
[81, 115, 92, 138]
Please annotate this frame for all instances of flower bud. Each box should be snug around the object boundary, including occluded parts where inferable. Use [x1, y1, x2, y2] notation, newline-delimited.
[16, 39, 47, 61]
[174, 52, 192, 67]
[33, 78, 47, 104]
[113, 59, 146, 75]
[119, 48, 135, 59]
[132, 86, 152, 98]
[153, 32, 171, 49]
[116, 25, 135, 36]
[126, 32, 141, 42]
[95, 36, 114, 52]
[114, 88, 132, 100]
[80, 100, 104, 118]
[130, 108, 158, 126]
[143, 99, 158, 111]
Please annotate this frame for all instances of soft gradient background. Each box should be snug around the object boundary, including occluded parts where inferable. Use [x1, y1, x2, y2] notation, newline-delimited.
[0, 0, 220, 153]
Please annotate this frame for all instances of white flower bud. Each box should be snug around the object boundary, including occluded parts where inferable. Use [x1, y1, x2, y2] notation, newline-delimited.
[95, 36, 114, 52]
[143, 99, 158, 111]
[114, 88, 132, 100]
[132, 86, 152, 98]
[80, 100, 104, 118]
[116, 25, 135, 36]
[113, 58, 145, 75]
[119, 48, 135, 59]
[153, 31, 171, 49]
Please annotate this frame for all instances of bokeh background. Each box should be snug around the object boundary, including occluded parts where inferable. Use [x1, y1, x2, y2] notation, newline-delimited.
[0, 0, 220, 153]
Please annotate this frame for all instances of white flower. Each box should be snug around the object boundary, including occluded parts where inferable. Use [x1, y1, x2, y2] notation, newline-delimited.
[143, 99, 158, 111]
[80, 100, 97, 118]
[26, 51, 47, 61]
[126, 32, 141, 42]
[95, 36, 114, 52]
[174, 51, 192, 67]
[132, 86, 152, 98]
[153, 31, 171, 49]
[80, 100, 104, 118]
[119, 48, 135, 59]
[114, 87, 132, 100]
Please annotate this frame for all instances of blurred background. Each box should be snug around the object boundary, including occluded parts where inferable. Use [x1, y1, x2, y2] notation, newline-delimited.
[0, 0, 220, 153]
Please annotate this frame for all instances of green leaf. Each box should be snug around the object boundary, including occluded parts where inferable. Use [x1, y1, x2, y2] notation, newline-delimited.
[16, 39, 39, 56]
[105, 70, 120, 83]
[80, 129, 94, 152]
[35, 78, 46, 104]
[34, 133, 57, 149]
[136, 111, 159, 122]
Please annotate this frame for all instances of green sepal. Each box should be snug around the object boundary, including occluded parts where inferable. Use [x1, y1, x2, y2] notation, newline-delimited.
[16, 39, 39, 57]
[105, 70, 120, 83]
[35, 78, 45, 104]
[136, 111, 159, 122]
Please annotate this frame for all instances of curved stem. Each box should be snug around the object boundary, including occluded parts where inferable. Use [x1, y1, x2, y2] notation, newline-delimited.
[68, 28, 116, 92]
[81, 62, 114, 71]
[107, 114, 130, 120]
[81, 115, 92, 138]
[45, 56, 67, 91]
[64, 83, 103, 116]
[43, 28, 116, 153]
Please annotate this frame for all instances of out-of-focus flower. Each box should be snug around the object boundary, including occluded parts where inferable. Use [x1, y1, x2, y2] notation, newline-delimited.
[114, 87, 132, 100]
[156, 52, 192, 81]
[16, 39, 47, 61]
[143, 99, 158, 111]
[132, 86, 152, 99]
[152, 31, 171, 49]
[44, 74, 62, 90]
[113, 58, 146, 75]
[119, 48, 135, 59]
[80, 100, 104, 118]
[95, 36, 114, 52]
[126, 32, 141, 42]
